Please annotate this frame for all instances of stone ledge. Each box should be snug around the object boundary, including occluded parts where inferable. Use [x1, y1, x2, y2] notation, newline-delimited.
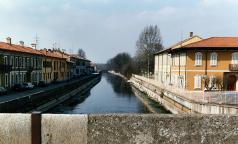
[0, 114, 238, 144]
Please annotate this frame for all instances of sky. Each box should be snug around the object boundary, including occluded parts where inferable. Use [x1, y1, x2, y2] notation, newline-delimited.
[0, 0, 238, 63]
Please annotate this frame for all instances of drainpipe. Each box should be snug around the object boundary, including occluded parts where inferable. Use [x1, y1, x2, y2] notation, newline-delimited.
[185, 51, 187, 89]
[205, 51, 208, 76]
[179, 52, 181, 76]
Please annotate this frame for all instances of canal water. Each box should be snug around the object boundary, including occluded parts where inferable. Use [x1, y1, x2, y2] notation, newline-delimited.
[48, 73, 169, 114]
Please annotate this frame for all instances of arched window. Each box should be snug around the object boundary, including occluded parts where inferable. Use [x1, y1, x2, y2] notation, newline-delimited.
[232, 52, 238, 64]
[210, 52, 218, 66]
[195, 52, 202, 66]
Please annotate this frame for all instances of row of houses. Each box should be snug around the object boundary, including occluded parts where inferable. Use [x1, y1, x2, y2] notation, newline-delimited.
[0, 37, 96, 89]
[154, 32, 238, 91]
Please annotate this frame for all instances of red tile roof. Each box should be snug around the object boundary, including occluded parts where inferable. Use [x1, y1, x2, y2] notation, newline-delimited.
[39, 49, 67, 59]
[184, 37, 238, 48]
[0, 42, 43, 55]
[155, 35, 203, 54]
[70, 54, 91, 62]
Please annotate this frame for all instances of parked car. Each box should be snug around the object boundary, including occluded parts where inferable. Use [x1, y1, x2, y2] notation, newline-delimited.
[38, 81, 48, 87]
[23, 83, 34, 89]
[12, 84, 25, 91]
[0, 87, 7, 95]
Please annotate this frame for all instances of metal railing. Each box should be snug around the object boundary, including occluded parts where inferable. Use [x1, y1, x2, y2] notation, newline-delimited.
[132, 74, 238, 105]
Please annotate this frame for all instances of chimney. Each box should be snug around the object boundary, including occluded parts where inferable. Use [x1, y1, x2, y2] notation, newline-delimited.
[19, 41, 24, 47]
[6, 37, 12, 45]
[31, 43, 36, 49]
[190, 32, 194, 37]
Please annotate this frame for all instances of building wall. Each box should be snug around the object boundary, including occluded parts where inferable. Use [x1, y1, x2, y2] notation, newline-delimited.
[0, 50, 42, 88]
[155, 50, 238, 91]
[42, 57, 69, 83]
[186, 50, 235, 90]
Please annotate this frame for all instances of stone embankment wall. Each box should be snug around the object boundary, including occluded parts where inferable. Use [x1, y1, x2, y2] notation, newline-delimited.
[0, 114, 238, 144]
[108, 71, 128, 80]
[0, 74, 101, 113]
[130, 75, 238, 114]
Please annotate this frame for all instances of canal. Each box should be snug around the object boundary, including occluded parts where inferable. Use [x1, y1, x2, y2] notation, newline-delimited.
[48, 73, 169, 114]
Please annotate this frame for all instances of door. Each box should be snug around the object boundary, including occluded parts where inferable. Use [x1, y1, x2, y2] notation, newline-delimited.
[227, 75, 237, 91]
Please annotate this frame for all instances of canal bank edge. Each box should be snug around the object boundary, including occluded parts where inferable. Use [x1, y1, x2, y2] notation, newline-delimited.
[0, 114, 238, 144]
[130, 74, 238, 114]
[0, 74, 101, 113]
[31, 76, 101, 112]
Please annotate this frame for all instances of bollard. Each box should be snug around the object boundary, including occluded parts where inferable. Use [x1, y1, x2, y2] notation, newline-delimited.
[31, 112, 42, 144]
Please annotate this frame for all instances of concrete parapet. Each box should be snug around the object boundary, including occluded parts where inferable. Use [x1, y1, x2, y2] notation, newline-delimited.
[42, 114, 87, 144]
[88, 114, 238, 144]
[130, 75, 238, 114]
[0, 114, 238, 143]
[0, 114, 31, 144]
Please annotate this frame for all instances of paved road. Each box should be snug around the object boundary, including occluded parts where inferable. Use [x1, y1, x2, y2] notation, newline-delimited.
[0, 75, 95, 103]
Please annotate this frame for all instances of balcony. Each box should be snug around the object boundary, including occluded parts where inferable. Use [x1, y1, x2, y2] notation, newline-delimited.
[0, 64, 12, 73]
[229, 64, 238, 71]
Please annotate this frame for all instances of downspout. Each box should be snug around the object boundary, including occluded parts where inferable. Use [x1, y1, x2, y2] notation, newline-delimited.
[205, 51, 208, 76]
[166, 53, 168, 84]
[185, 51, 187, 89]
[161, 54, 163, 82]
[169, 52, 172, 84]
[179, 52, 181, 76]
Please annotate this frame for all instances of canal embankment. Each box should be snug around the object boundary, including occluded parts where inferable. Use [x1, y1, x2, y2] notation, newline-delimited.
[0, 113, 238, 144]
[130, 74, 238, 114]
[0, 74, 101, 113]
[108, 70, 128, 80]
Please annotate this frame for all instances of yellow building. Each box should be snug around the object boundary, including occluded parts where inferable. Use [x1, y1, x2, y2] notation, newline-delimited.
[40, 49, 70, 83]
[154, 34, 202, 90]
[155, 34, 238, 91]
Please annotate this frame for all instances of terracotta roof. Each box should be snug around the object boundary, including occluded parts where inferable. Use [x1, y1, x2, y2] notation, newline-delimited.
[0, 42, 43, 55]
[170, 36, 202, 49]
[184, 37, 238, 48]
[39, 49, 67, 59]
[155, 35, 203, 54]
[70, 54, 91, 62]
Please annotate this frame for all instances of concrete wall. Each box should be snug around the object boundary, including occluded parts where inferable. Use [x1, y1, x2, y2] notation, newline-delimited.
[0, 114, 238, 144]
[130, 75, 238, 114]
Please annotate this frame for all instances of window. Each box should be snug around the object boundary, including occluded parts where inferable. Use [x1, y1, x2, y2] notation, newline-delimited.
[195, 52, 202, 66]
[5, 74, 8, 87]
[15, 57, 18, 68]
[174, 54, 179, 66]
[11, 56, 14, 67]
[180, 53, 186, 66]
[194, 75, 202, 89]
[19, 57, 22, 68]
[27, 58, 30, 68]
[4, 56, 8, 65]
[232, 52, 238, 64]
[23, 58, 25, 68]
[210, 52, 218, 66]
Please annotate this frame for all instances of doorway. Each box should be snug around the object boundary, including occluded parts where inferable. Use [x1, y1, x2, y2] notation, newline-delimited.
[227, 75, 237, 91]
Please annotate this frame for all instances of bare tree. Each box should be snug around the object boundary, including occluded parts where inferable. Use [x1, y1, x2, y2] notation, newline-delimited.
[106, 53, 134, 78]
[135, 25, 163, 74]
[78, 48, 86, 58]
[203, 76, 224, 91]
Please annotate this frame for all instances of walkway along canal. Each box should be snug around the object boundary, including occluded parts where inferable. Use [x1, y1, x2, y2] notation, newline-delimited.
[0, 74, 101, 113]
[48, 73, 170, 114]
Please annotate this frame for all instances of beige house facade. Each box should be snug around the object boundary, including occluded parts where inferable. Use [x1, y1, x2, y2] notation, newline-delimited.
[154, 35, 238, 91]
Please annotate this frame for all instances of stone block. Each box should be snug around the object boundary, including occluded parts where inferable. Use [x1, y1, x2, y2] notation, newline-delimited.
[42, 114, 87, 144]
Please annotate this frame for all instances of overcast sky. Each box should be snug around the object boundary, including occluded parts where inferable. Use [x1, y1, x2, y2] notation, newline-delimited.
[0, 0, 238, 63]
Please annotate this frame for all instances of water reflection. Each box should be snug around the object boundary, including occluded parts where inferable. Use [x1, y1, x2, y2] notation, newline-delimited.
[105, 73, 133, 96]
[48, 73, 168, 114]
